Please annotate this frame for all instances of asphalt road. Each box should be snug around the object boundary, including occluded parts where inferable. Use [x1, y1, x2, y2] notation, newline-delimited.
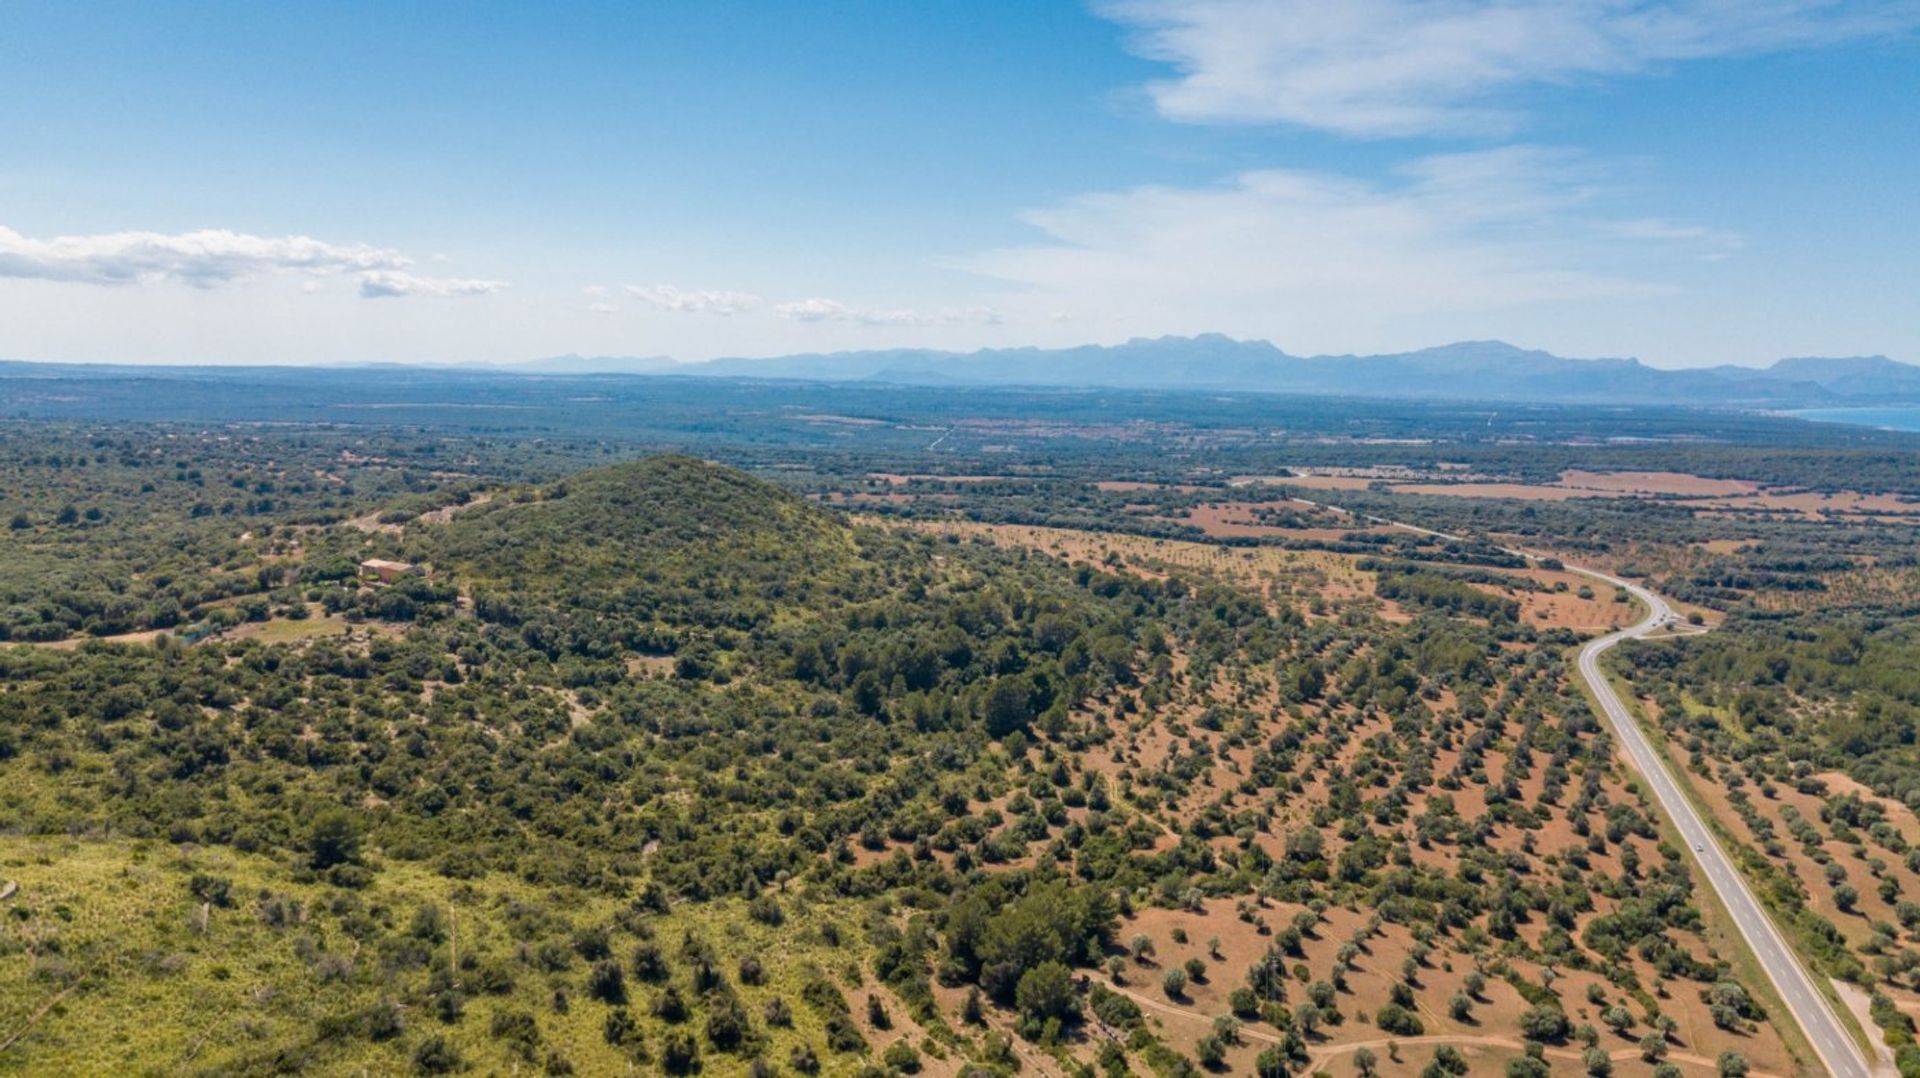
[1573, 566, 1874, 1078]
[1283, 493, 1876, 1075]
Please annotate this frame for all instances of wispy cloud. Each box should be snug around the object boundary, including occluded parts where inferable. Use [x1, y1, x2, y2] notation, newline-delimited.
[1100, 0, 1920, 136]
[968, 146, 1729, 337]
[772, 297, 1001, 327]
[0, 223, 504, 299]
[1606, 216, 1745, 260]
[358, 271, 507, 299]
[615, 283, 1000, 327]
[626, 283, 765, 315]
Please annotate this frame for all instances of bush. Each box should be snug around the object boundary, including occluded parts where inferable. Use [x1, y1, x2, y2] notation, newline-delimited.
[661, 1030, 700, 1074]
[412, 1035, 461, 1074]
[1375, 1002, 1424, 1036]
[1519, 1005, 1570, 1043]
[884, 1040, 923, 1073]
[707, 993, 751, 1052]
[586, 960, 626, 1004]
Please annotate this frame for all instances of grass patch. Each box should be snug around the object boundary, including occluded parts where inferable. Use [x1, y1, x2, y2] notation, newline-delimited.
[0, 836, 894, 1076]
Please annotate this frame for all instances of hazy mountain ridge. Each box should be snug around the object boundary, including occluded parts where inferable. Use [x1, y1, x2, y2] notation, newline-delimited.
[5, 338, 1916, 408]
[607, 336, 1915, 406]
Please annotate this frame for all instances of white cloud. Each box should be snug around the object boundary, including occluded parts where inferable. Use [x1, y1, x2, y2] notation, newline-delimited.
[967, 147, 1729, 339]
[1099, 0, 1920, 136]
[622, 284, 1000, 327]
[769, 297, 847, 322]
[0, 223, 504, 300]
[358, 271, 507, 299]
[772, 297, 1001, 326]
[0, 224, 406, 287]
[626, 284, 764, 315]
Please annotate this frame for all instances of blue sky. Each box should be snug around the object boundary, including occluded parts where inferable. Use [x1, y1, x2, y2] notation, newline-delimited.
[1, 0, 1916, 367]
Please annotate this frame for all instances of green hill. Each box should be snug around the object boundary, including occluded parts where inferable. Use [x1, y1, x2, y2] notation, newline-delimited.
[424, 455, 869, 632]
[430, 454, 851, 582]
[0, 454, 1164, 1075]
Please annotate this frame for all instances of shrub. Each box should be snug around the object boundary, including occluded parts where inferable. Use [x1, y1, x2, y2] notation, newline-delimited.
[1519, 1005, 1570, 1043]
[662, 1031, 700, 1074]
[412, 1035, 461, 1075]
[1375, 1003, 1424, 1036]
[884, 1041, 923, 1073]
[586, 960, 626, 1004]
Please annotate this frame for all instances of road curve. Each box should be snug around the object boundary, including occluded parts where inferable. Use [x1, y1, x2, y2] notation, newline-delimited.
[1284, 493, 1874, 1075]
[1573, 566, 1874, 1078]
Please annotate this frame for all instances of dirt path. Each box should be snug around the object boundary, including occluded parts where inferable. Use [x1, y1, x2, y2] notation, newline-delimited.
[0, 627, 171, 650]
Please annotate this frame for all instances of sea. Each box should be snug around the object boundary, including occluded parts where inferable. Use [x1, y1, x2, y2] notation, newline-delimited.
[1786, 407, 1920, 433]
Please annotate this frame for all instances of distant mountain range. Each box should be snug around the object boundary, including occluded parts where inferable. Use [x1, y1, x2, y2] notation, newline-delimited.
[4, 337, 1915, 409]
[519, 336, 1920, 408]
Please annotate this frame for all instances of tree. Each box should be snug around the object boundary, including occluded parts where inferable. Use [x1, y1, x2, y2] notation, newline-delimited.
[307, 809, 362, 870]
[1296, 1003, 1321, 1036]
[1255, 1045, 1291, 1077]
[1015, 962, 1078, 1024]
[1519, 1005, 1570, 1043]
[1375, 1003, 1423, 1036]
[985, 676, 1035, 738]
[1353, 1046, 1378, 1076]
[1717, 1051, 1749, 1077]
[1284, 827, 1325, 863]
[1162, 967, 1188, 998]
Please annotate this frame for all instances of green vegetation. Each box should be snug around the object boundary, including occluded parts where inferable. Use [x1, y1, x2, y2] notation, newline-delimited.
[8, 391, 1914, 1077]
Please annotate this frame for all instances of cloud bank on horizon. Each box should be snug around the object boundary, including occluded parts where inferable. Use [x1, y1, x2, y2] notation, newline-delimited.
[0, 1, 1914, 367]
